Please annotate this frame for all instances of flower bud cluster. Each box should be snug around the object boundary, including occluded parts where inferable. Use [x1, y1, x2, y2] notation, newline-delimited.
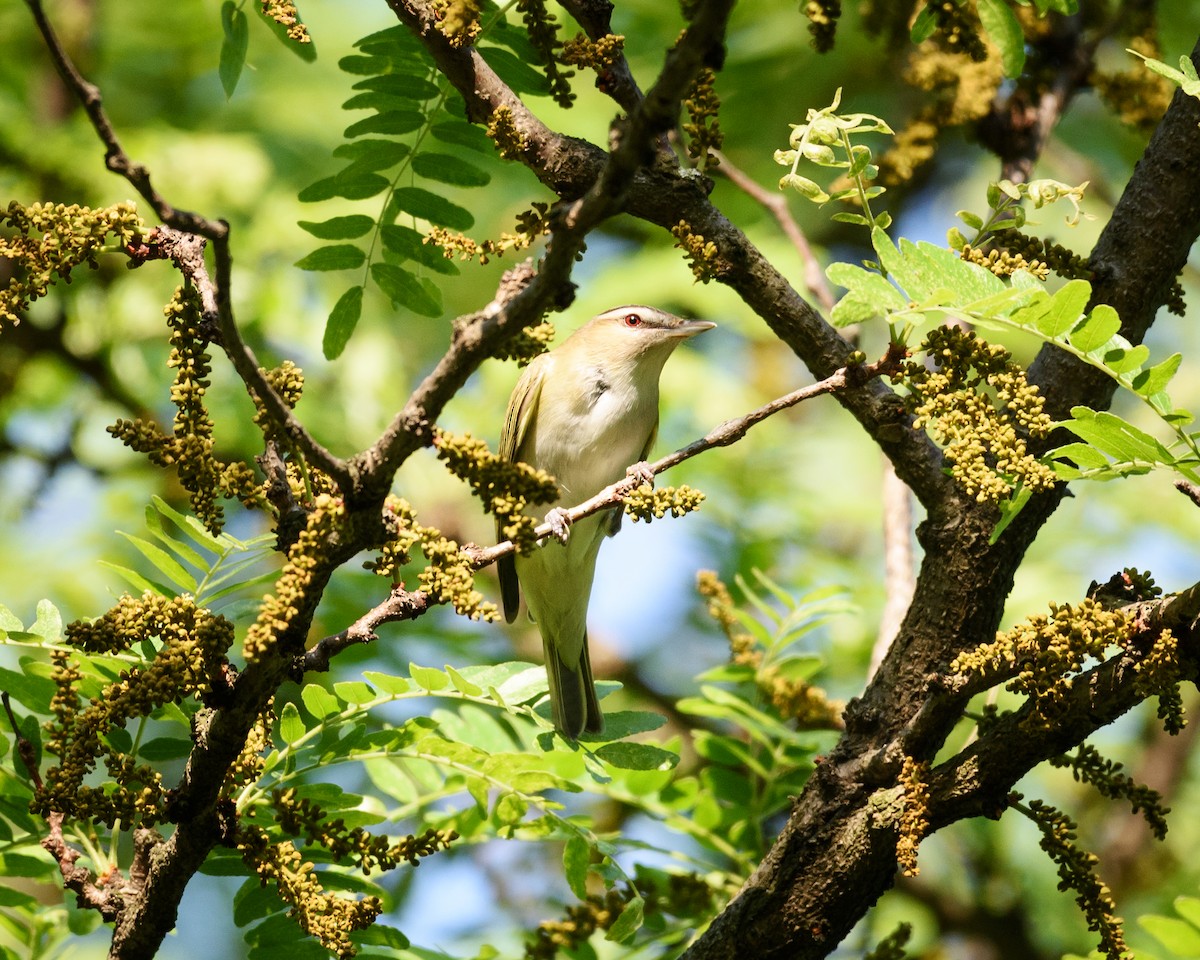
[0, 200, 143, 324]
[244, 494, 344, 661]
[623, 484, 706, 523]
[903, 326, 1056, 503]
[36, 593, 233, 827]
[109, 285, 260, 532]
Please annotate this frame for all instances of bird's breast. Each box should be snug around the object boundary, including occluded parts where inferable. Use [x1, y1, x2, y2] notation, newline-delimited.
[530, 372, 656, 502]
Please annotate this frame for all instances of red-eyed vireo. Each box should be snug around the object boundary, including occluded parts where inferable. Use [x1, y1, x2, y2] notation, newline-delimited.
[498, 305, 715, 739]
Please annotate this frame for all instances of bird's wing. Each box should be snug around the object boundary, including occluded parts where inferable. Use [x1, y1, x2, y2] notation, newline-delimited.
[498, 357, 548, 622]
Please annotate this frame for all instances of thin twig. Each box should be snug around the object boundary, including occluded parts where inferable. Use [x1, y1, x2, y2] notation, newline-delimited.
[711, 148, 836, 313]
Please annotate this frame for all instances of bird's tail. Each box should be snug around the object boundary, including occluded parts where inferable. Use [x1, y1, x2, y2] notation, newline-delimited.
[544, 631, 604, 740]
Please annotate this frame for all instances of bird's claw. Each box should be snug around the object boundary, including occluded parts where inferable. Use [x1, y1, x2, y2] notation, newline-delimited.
[545, 508, 571, 543]
[626, 460, 655, 489]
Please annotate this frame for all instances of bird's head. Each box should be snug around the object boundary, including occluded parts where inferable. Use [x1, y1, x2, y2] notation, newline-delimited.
[570, 305, 716, 365]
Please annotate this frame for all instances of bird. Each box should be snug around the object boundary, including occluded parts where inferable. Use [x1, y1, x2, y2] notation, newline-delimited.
[497, 304, 715, 739]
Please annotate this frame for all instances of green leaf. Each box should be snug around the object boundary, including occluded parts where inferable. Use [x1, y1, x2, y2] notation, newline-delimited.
[480, 46, 551, 95]
[563, 835, 591, 900]
[370, 263, 442, 317]
[1029, 278, 1090, 337]
[1131, 352, 1182, 397]
[343, 110, 424, 138]
[362, 670, 411, 695]
[410, 663, 449, 691]
[446, 666, 483, 696]
[1047, 442, 1111, 470]
[301, 684, 341, 719]
[1062, 407, 1174, 465]
[298, 216, 375, 240]
[151, 495, 226, 551]
[323, 285, 364, 360]
[1068, 304, 1121, 353]
[298, 173, 390, 202]
[494, 792, 528, 825]
[117, 532, 198, 593]
[977, 0, 1026, 77]
[391, 186, 474, 230]
[411, 152, 490, 187]
[331, 138, 411, 172]
[1140, 914, 1200, 956]
[1102, 343, 1150, 374]
[98, 560, 168, 597]
[347, 74, 441, 101]
[605, 895, 644, 942]
[143, 503, 208, 570]
[594, 742, 678, 771]
[0, 666, 57, 713]
[333, 681, 376, 704]
[910, 2, 938, 42]
[1173, 896, 1200, 930]
[279, 702, 305, 743]
[430, 120, 495, 153]
[258, 8, 317, 62]
[138, 737, 194, 761]
[219, 2, 249, 99]
[295, 244, 366, 271]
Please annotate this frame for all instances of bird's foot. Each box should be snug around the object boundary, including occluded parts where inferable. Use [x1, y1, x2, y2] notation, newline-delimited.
[626, 460, 655, 489]
[545, 507, 572, 543]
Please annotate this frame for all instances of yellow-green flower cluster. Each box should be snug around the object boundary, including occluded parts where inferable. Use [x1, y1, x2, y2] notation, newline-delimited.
[367, 495, 499, 622]
[1133, 626, 1186, 733]
[419, 531, 499, 622]
[0, 200, 143, 325]
[223, 710, 272, 798]
[959, 243, 1050, 280]
[695, 571, 843, 729]
[896, 755, 930, 877]
[425, 202, 551, 266]
[434, 0, 482, 46]
[1016, 794, 1127, 959]
[260, 0, 310, 44]
[903, 326, 1057, 503]
[486, 105, 530, 161]
[623, 484, 706, 523]
[682, 68, 723, 172]
[525, 886, 634, 960]
[671, 221, 721, 283]
[238, 826, 380, 960]
[515, 0, 574, 109]
[697, 570, 758, 666]
[252, 359, 305, 443]
[244, 494, 343, 661]
[433, 428, 558, 553]
[109, 285, 260, 532]
[272, 787, 457, 874]
[36, 593, 233, 827]
[1049, 743, 1168, 839]
[951, 599, 1128, 727]
[560, 32, 625, 70]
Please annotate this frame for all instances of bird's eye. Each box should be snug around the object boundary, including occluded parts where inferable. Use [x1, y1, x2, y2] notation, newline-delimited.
[623, 313, 642, 327]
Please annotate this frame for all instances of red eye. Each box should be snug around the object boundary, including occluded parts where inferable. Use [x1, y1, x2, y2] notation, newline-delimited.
[623, 313, 642, 327]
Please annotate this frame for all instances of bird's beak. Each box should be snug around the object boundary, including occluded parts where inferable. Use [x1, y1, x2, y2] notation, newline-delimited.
[668, 318, 717, 339]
